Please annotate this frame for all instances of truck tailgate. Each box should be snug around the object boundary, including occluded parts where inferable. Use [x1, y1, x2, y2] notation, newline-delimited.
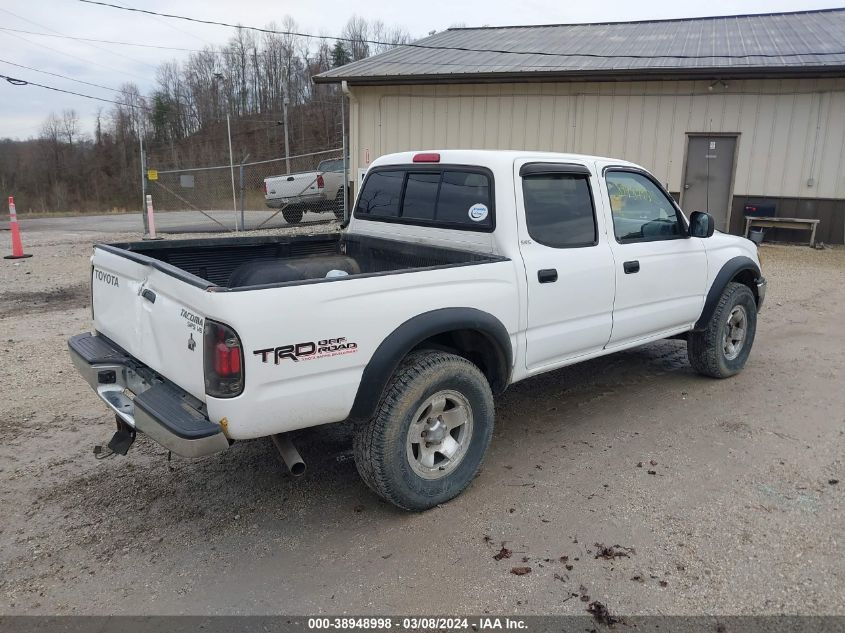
[91, 247, 207, 401]
[265, 172, 320, 199]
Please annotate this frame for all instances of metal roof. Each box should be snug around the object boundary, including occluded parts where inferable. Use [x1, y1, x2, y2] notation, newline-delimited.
[315, 9, 845, 84]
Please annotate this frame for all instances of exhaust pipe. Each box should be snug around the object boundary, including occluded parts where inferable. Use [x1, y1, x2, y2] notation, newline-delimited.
[271, 433, 306, 477]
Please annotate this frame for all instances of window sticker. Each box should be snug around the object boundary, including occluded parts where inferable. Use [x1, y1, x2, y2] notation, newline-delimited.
[468, 203, 489, 222]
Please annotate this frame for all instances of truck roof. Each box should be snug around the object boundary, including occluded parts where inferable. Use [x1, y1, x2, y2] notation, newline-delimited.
[370, 149, 642, 171]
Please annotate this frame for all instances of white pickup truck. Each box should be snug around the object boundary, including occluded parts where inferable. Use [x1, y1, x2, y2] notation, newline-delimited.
[70, 150, 766, 511]
[263, 158, 345, 223]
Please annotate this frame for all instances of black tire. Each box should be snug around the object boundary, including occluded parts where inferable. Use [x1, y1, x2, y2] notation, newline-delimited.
[283, 207, 303, 224]
[353, 350, 495, 511]
[688, 282, 757, 378]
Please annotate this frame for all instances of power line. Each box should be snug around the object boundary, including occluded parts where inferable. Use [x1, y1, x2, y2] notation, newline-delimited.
[0, 72, 149, 109]
[0, 57, 120, 92]
[0, 26, 208, 53]
[0, 68, 327, 114]
[108, 0, 215, 47]
[0, 7, 159, 72]
[78, 0, 845, 61]
[0, 59, 197, 115]
[77, 0, 348, 42]
[0, 57, 322, 115]
[0, 26, 150, 84]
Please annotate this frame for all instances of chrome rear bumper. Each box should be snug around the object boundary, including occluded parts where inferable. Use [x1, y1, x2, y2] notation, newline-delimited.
[68, 333, 229, 458]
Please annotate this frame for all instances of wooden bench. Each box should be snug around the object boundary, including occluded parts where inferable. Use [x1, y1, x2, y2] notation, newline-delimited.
[744, 216, 820, 247]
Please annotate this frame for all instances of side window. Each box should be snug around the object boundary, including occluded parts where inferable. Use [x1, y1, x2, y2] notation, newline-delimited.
[354, 170, 404, 217]
[605, 171, 682, 242]
[522, 174, 597, 248]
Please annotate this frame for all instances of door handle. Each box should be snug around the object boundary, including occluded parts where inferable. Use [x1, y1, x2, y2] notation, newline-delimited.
[623, 261, 640, 274]
[538, 269, 558, 283]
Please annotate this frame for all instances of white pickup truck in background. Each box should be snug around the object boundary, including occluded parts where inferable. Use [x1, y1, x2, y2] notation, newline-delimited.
[70, 149, 765, 511]
[263, 158, 345, 223]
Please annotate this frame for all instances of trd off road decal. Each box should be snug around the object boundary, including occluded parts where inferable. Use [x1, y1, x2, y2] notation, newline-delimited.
[254, 337, 358, 364]
[93, 269, 119, 287]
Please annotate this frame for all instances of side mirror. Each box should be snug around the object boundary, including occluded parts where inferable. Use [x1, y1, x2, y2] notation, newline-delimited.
[689, 211, 715, 238]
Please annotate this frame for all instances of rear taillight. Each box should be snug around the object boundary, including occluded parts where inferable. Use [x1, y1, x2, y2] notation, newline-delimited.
[263, 181, 267, 195]
[214, 339, 241, 376]
[203, 320, 244, 398]
[316, 173, 325, 188]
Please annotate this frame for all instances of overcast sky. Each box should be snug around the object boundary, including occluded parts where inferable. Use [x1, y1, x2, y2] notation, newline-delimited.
[0, 0, 841, 139]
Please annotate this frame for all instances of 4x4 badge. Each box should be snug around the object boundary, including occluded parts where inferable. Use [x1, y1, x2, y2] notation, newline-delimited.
[188, 333, 196, 351]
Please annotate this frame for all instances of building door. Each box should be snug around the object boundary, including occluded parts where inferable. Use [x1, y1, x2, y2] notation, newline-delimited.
[682, 135, 737, 231]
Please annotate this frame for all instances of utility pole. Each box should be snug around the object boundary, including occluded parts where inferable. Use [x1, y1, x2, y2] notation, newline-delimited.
[227, 112, 238, 231]
[341, 88, 348, 222]
[283, 91, 291, 174]
[215, 71, 239, 231]
[139, 133, 149, 235]
[239, 153, 250, 232]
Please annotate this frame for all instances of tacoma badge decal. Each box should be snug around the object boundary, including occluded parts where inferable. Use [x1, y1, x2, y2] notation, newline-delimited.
[180, 308, 204, 332]
[254, 337, 358, 364]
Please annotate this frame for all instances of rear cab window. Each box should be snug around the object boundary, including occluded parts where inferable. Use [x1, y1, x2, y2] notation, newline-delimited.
[355, 166, 494, 231]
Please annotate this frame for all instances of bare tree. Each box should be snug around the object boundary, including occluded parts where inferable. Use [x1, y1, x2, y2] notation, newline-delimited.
[61, 109, 80, 147]
[371, 20, 412, 54]
[40, 113, 61, 146]
[342, 15, 370, 61]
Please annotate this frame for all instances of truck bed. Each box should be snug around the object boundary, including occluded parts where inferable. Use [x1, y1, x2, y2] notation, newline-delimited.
[98, 233, 506, 291]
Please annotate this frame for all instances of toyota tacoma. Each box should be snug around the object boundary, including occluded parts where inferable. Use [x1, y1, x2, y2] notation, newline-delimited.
[69, 150, 766, 511]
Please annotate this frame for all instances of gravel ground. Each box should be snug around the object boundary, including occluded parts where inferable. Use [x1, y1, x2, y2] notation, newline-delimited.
[0, 229, 843, 617]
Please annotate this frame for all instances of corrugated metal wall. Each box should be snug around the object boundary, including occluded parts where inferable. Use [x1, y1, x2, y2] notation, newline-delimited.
[348, 78, 845, 204]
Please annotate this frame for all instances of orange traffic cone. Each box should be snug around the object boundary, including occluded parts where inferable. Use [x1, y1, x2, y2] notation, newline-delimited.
[4, 196, 32, 259]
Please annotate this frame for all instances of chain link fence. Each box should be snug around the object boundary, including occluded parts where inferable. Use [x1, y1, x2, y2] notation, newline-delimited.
[147, 147, 348, 233]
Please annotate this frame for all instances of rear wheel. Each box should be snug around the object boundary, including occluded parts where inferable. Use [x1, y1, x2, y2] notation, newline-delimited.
[688, 282, 757, 378]
[353, 350, 494, 511]
[282, 206, 303, 224]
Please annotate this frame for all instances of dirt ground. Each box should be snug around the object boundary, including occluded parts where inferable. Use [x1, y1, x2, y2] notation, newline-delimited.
[0, 228, 843, 617]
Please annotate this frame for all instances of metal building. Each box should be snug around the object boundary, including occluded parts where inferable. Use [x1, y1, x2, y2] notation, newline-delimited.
[315, 9, 845, 243]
